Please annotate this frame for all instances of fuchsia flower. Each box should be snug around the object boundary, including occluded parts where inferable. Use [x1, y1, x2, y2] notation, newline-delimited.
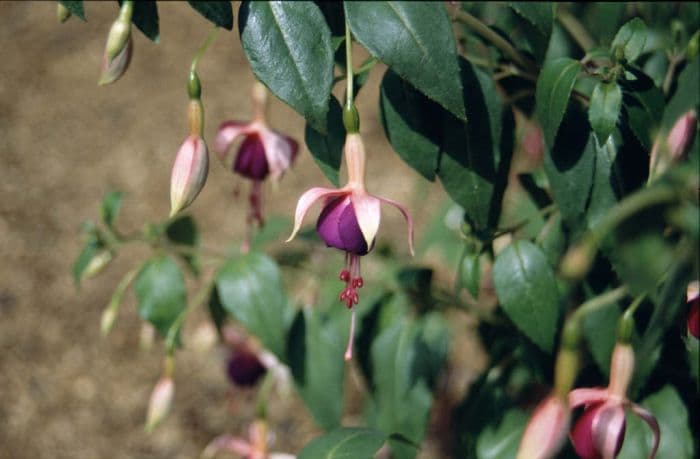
[666, 109, 697, 161]
[568, 343, 659, 459]
[287, 132, 414, 360]
[201, 419, 295, 459]
[517, 394, 570, 459]
[145, 376, 174, 433]
[214, 82, 299, 228]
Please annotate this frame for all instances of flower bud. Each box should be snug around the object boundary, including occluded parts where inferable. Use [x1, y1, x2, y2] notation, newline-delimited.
[98, 16, 132, 86]
[100, 304, 118, 336]
[570, 402, 625, 459]
[81, 249, 113, 280]
[145, 376, 174, 432]
[57, 3, 71, 23]
[169, 135, 209, 217]
[688, 295, 699, 339]
[517, 394, 571, 459]
[316, 195, 372, 255]
[226, 347, 267, 387]
[667, 110, 697, 162]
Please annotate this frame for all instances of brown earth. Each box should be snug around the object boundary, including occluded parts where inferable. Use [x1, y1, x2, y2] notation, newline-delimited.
[0, 2, 486, 458]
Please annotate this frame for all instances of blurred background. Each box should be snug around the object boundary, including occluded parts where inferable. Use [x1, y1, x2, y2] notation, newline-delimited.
[0, 2, 466, 458]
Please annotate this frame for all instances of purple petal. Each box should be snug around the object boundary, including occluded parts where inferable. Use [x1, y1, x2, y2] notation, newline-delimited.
[233, 133, 269, 180]
[316, 196, 369, 255]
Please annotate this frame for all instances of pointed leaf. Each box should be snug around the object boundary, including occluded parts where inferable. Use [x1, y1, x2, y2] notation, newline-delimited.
[611, 18, 647, 62]
[476, 409, 529, 459]
[100, 190, 124, 229]
[345, 1, 465, 120]
[134, 256, 186, 337]
[165, 215, 200, 275]
[215, 252, 288, 358]
[535, 57, 581, 149]
[187, 1, 233, 30]
[492, 240, 561, 352]
[589, 82, 622, 144]
[298, 427, 387, 459]
[125, 0, 159, 42]
[239, 1, 333, 132]
[58, 0, 85, 20]
[305, 96, 344, 186]
[508, 2, 554, 39]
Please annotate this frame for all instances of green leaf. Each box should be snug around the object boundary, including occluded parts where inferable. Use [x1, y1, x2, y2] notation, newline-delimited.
[251, 215, 292, 250]
[216, 252, 288, 358]
[165, 215, 200, 275]
[476, 409, 528, 459]
[73, 234, 101, 285]
[58, 1, 85, 20]
[100, 190, 124, 229]
[508, 2, 554, 36]
[345, 1, 465, 120]
[581, 298, 621, 377]
[287, 307, 346, 429]
[370, 319, 433, 459]
[611, 18, 648, 62]
[126, 0, 159, 42]
[589, 82, 622, 144]
[618, 386, 694, 459]
[544, 108, 595, 231]
[623, 79, 665, 151]
[305, 96, 344, 186]
[187, 1, 233, 30]
[535, 57, 581, 149]
[586, 135, 624, 231]
[239, 1, 333, 132]
[207, 286, 226, 335]
[459, 252, 481, 298]
[492, 240, 561, 352]
[298, 427, 387, 459]
[134, 256, 186, 337]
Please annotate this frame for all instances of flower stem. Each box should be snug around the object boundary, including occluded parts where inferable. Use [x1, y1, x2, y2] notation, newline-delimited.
[453, 9, 537, 74]
[345, 19, 354, 106]
[191, 26, 221, 75]
[557, 8, 595, 52]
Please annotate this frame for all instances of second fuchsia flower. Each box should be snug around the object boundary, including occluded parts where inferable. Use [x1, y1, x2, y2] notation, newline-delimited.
[569, 343, 660, 459]
[214, 81, 299, 229]
[287, 131, 414, 360]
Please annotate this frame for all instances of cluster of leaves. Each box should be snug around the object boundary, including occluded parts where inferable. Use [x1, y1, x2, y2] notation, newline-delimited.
[69, 2, 699, 458]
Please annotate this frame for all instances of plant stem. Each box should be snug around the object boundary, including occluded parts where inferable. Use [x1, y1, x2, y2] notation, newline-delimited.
[453, 9, 537, 73]
[165, 274, 216, 352]
[557, 9, 595, 52]
[191, 26, 221, 74]
[573, 286, 629, 322]
[345, 19, 354, 105]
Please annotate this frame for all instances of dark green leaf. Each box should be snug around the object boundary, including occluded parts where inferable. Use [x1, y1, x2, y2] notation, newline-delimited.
[134, 256, 186, 337]
[165, 215, 200, 275]
[535, 57, 581, 149]
[100, 191, 124, 229]
[207, 286, 226, 335]
[126, 0, 159, 42]
[187, 1, 233, 30]
[544, 108, 595, 231]
[623, 81, 665, 151]
[586, 134, 624, 231]
[611, 18, 648, 62]
[475, 408, 528, 459]
[493, 240, 561, 352]
[72, 235, 101, 285]
[58, 0, 85, 20]
[345, 1, 465, 120]
[305, 96, 344, 186]
[589, 82, 622, 144]
[239, 1, 333, 132]
[216, 252, 288, 358]
[287, 307, 346, 429]
[298, 427, 387, 459]
[618, 386, 694, 459]
[508, 2, 554, 57]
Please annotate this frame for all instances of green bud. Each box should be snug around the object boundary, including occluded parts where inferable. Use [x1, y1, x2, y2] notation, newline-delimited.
[188, 70, 202, 100]
[81, 249, 113, 280]
[342, 102, 360, 133]
[687, 30, 700, 59]
[616, 311, 635, 344]
[554, 347, 579, 399]
[57, 3, 71, 23]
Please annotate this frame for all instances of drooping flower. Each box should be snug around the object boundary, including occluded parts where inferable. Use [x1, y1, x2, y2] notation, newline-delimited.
[517, 394, 571, 459]
[214, 81, 299, 229]
[649, 109, 698, 179]
[145, 375, 174, 433]
[568, 343, 659, 459]
[98, 1, 133, 86]
[287, 132, 414, 360]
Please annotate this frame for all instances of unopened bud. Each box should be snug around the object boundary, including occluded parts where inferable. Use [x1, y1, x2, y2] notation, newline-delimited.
[667, 110, 697, 162]
[517, 394, 570, 459]
[82, 249, 113, 280]
[169, 135, 209, 217]
[98, 1, 133, 85]
[145, 376, 174, 432]
[98, 33, 132, 86]
[57, 3, 71, 23]
[560, 243, 594, 281]
[100, 304, 118, 336]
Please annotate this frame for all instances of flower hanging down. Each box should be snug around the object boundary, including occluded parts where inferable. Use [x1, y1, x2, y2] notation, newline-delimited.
[287, 132, 414, 360]
[98, 0, 133, 86]
[568, 343, 660, 459]
[201, 419, 295, 459]
[214, 81, 299, 229]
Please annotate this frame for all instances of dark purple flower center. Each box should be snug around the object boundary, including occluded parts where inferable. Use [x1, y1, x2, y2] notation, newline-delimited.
[226, 349, 267, 387]
[316, 196, 369, 255]
[571, 403, 626, 459]
[233, 133, 269, 180]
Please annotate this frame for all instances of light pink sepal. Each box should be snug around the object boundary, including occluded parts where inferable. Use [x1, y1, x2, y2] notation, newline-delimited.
[592, 403, 626, 459]
[259, 128, 298, 181]
[377, 195, 415, 255]
[201, 434, 252, 459]
[350, 191, 381, 249]
[213, 121, 253, 162]
[286, 187, 348, 242]
[569, 387, 608, 408]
